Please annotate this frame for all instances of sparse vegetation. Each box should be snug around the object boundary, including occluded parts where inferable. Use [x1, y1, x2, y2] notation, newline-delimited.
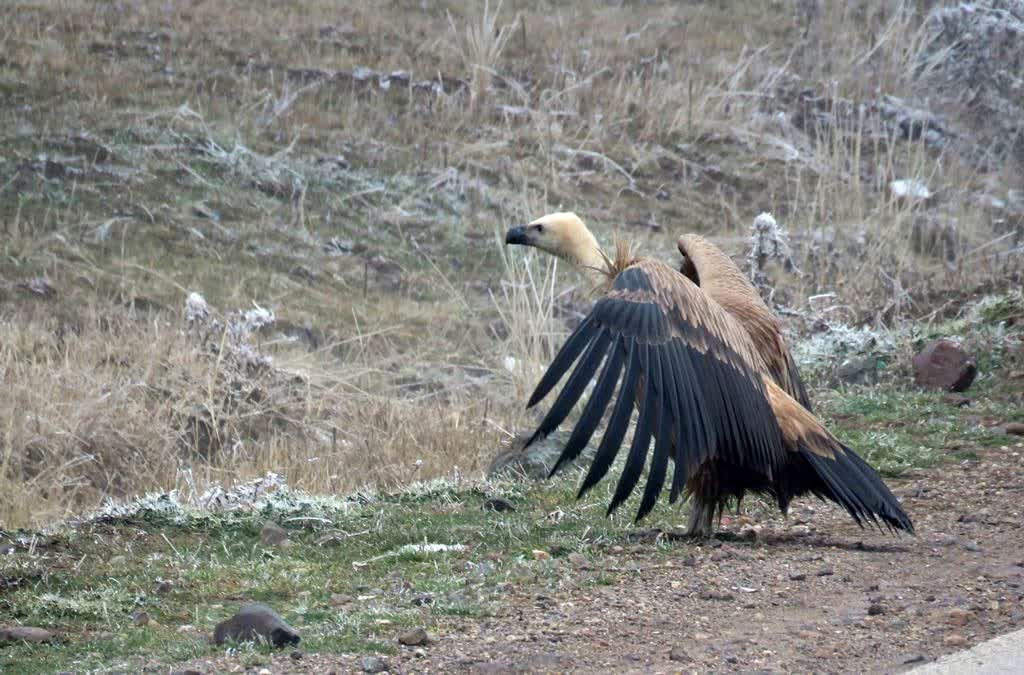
[4, 0, 1020, 530]
[2, 1, 1024, 669]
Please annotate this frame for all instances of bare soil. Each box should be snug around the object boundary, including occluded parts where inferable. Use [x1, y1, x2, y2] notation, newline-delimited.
[172, 445, 1024, 674]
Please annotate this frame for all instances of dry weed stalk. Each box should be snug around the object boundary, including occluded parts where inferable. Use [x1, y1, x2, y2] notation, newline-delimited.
[447, 0, 518, 117]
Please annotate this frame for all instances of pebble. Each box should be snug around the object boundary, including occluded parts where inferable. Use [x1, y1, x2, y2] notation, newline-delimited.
[260, 521, 290, 547]
[532, 550, 551, 561]
[946, 608, 974, 626]
[669, 646, 689, 662]
[482, 497, 515, 512]
[397, 627, 430, 646]
[361, 656, 389, 673]
[943, 633, 968, 648]
[699, 590, 734, 601]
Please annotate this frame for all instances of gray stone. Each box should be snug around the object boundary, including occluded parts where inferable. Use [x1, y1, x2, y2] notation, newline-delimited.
[0, 626, 55, 643]
[486, 430, 596, 481]
[361, 656, 390, 673]
[213, 603, 300, 648]
[836, 356, 880, 385]
[260, 521, 290, 547]
[397, 627, 430, 646]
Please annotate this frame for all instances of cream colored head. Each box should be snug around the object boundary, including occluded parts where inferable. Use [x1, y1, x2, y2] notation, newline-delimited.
[504, 212, 608, 273]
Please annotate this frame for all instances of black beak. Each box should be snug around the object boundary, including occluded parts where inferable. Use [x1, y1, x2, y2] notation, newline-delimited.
[505, 225, 530, 246]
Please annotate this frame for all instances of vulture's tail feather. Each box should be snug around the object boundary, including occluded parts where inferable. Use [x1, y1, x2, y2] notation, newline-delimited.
[799, 445, 914, 534]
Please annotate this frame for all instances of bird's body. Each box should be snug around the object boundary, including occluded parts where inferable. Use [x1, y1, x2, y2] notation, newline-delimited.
[505, 213, 912, 536]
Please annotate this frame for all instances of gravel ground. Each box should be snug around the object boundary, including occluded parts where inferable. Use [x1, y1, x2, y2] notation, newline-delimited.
[172, 445, 1024, 674]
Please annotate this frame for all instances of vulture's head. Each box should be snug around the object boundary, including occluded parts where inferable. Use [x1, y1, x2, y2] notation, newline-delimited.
[504, 212, 602, 267]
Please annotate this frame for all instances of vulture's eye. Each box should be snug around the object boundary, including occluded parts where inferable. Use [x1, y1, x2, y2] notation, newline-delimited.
[532, 223, 544, 232]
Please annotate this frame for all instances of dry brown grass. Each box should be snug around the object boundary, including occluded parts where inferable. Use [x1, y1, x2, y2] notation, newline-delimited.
[1, 0, 1020, 528]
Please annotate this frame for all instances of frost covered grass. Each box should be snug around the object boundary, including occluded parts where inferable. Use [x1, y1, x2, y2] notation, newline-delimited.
[0, 474, 656, 672]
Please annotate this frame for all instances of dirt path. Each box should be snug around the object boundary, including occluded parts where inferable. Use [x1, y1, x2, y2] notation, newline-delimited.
[179, 446, 1024, 674]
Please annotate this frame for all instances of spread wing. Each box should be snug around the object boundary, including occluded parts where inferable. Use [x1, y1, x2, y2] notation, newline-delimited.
[523, 258, 787, 520]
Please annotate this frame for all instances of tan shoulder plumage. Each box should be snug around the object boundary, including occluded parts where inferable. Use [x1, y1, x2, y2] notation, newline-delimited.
[677, 234, 812, 411]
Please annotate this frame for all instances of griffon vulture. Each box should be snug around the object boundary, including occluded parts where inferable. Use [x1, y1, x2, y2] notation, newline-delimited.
[504, 212, 912, 536]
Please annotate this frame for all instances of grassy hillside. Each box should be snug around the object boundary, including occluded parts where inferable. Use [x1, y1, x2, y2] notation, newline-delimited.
[1, 0, 1021, 527]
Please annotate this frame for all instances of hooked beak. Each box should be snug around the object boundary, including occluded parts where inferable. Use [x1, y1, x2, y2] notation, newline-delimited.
[504, 225, 530, 246]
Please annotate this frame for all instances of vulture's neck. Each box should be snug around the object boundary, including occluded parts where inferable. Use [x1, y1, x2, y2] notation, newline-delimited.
[564, 235, 611, 287]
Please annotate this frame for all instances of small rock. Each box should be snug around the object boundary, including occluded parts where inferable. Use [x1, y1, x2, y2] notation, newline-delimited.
[482, 497, 515, 512]
[260, 521, 290, 547]
[943, 633, 968, 648]
[108, 555, 127, 567]
[154, 580, 174, 594]
[361, 656, 390, 673]
[132, 611, 151, 627]
[789, 572, 808, 581]
[699, 590, 734, 601]
[213, 603, 300, 648]
[290, 650, 303, 660]
[397, 627, 430, 646]
[330, 593, 354, 607]
[411, 593, 434, 607]
[868, 604, 886, 616]
[669, 646, 689, 662]
[314, 532, 349, 546]
[567, 552, 588, 568]
[532, 549, 551, 561]
[890, 178, 933, 203]
[816, 566, 835, 577]
[946, 608, 974, 626]
[15, 276, 57, 299]
[1005, 423, 1024, 436]
[912, 339, 977, 392]
[0, 626, 55, 643]
[836, 356, 880, 385]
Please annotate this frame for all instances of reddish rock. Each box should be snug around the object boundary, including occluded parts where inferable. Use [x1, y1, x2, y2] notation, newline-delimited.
[1005, 422, 1024, 436]
[912, 339, 977, 392]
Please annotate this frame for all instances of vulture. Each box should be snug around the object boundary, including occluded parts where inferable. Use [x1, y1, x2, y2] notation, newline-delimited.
[504, 212, 913, 536]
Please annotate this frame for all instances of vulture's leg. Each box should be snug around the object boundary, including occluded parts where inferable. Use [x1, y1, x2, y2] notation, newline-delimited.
[684, 497, 717, 537]
[683, 463, 720, 537]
